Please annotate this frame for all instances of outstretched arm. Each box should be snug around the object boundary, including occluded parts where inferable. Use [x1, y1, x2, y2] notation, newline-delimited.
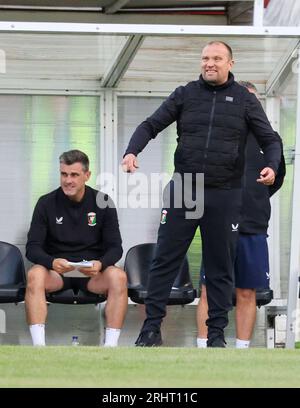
[122, 86, 185, 172]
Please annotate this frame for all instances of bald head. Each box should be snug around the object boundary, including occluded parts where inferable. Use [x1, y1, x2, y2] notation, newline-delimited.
[206, 41, 233, 59]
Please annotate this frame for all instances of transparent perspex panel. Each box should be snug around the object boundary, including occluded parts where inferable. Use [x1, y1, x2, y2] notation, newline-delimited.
[0, 32, 128, 88]
[117, 95, 201, 286]
[0, 95, 100, 248]
[278, 70, 298, 298]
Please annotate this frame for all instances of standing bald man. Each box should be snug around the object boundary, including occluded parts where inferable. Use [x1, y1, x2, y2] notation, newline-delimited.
[122, 41, 281, 347]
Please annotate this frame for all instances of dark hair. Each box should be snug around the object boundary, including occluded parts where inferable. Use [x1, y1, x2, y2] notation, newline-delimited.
[59, 149, 89, 172]
[238, 80, 258, 92]
[206, 41, 233, 60]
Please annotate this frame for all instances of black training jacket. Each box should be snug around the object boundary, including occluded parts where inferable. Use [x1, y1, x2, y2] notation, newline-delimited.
[26, 186, 123, 271]
[125, 73, 281, 188]
[240, 131, 285, 234]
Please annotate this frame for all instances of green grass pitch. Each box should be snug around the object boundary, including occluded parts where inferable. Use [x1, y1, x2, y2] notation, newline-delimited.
[0, 346, 300, 388]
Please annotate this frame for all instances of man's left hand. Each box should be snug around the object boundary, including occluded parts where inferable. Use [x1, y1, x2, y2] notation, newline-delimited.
[79, 260, 102, 277]
[257, 167, 275, 185]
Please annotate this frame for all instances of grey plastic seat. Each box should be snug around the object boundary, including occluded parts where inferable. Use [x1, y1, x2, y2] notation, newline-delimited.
[232, 288, 273, 307]
[124, 243, 197, 305]
[199, 263, 273, 307]
[0, 241, 26, 303]
[46, 288, 106, 305]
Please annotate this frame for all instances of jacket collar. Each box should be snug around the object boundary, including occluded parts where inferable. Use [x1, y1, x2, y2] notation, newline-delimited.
[198, 71, 235, 90]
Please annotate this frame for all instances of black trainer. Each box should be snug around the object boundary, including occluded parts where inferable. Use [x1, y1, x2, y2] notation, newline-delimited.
[207, 337, 226, 348]
[135, 329, 162, 347]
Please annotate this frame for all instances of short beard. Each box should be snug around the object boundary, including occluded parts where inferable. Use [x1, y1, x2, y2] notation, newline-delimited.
[205, 79, 217, 86]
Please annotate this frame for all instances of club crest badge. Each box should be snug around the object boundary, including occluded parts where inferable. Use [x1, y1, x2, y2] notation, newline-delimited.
[160, 209, 168, 224]
[88, 212, 97, 226]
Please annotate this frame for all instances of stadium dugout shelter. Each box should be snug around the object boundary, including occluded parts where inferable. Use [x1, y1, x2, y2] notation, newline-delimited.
[0, 0, 299, 348]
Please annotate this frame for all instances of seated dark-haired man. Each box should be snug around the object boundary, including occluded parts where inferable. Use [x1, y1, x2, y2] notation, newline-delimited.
[25, 149, 127, 347]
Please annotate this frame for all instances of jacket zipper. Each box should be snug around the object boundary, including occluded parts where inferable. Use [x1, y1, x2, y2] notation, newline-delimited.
[203, 90, 217, 171]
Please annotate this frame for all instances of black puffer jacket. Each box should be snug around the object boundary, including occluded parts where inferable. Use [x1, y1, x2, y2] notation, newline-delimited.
[125, 73, 281, 188]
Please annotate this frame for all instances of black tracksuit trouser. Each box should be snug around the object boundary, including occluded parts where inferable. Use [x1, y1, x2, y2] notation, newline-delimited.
[142, 184, 242, 341]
